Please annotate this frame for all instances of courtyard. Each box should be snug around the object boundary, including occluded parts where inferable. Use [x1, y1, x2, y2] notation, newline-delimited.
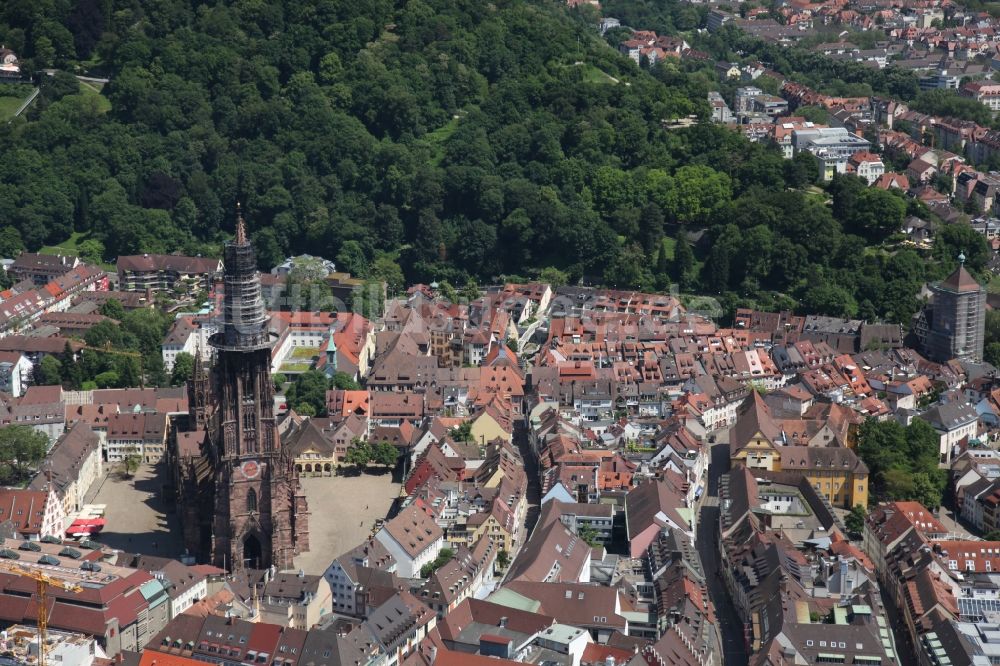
[86, 463, 185, 559]
[294, 472, 402, 575]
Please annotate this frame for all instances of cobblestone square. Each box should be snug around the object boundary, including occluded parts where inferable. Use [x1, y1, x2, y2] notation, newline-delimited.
[294, 472, 401, 575]
[86, 464, 185, 559]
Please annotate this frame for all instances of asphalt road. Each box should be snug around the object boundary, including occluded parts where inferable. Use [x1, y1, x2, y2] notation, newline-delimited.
[697, 435, 749, 666]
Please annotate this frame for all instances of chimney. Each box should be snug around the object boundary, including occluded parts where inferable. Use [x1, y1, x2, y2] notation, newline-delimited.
[499, 616, 508, 628]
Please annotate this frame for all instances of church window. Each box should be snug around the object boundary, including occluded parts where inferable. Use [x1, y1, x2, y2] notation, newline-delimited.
[247, 488, 258, 513]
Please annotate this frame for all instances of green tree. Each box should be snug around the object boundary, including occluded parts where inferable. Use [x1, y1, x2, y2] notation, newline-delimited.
[98, 299, 125, 321]
[420, 548, 456, 578]
[0, 227, 24, 258]
[911, 88, 994, 125]
[296, 402, 317, 417]
[539, 267, 569, 288]
[639, 202, 664, 254]
[170, 352, 195, 385]
[370, 256, 405, 296]
[348, 280, 386, 319]
[272, 373, 287, 391]
[285, 370, 330, 416]
[578, 525, 601, 547]
[797, 106, 829, 124]
[986, 342, 1000, 368]
[800, 283, 858, 318]
[849, 189, 907, 242]
[786, 151, 819, 188]
[934, 223, 990, 274]
[672, 230, 694, 291]
[77, 238, 105, 265]
[332, 372, 361, 390]
[987, 310, 1000, 346]
[496, 549, 511, 570]
[0, 426, 49, 485]
[451, 421, 473, 442]
[460, 279, 481, 303]
[37, 355, 62, 386]
[372, 441, 400, 469]
[605, 244, 653, 290]
[94, 370, 120, 388]
[119, 446, 142, 479]
[845, 504, 867, 534]
[662, 165, 731, 225]
[437, 281, 458, 304]
[857, 419, 947, 506]
[345, 438, 372, 471]
[336, 240, 369, 277]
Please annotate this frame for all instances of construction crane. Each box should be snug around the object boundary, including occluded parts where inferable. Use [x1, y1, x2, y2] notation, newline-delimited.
[0, 561, 83, 666]
[79, 343, 145, 389]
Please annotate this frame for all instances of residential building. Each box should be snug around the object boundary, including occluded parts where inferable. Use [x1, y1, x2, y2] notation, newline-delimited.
[792, 127, 871, 181]
[505, 501, 592, 584]
[27, 421, 102, 515]
[922, 401, 980, 464]
[145, 612, 372, 666]
[707, 91, 734, 123]
[728, 393, 868, 508]
[625, 477, 692, 558]
[105, 411, 169, 463]
[283, 417, 338, 476]
[415, 536, 496, 618]
[9, 253, 79, 286]
[324, 538, 400, 617]
[848, 150, 886, 185]
[546, 500, 615, 544]
[0, 486, 65, 539]
[114, 554, 213, 619]
[734, 86, 763, 114]
[259, 571, 332, 629]
[0, 626, 104, 666]
[161, 315, 215, 372]
[11, 384, 65, 442]
[363, 591, 437, 666]
[493, 581, 629, 644]
[961, 81, 1000, 111]
[0, 350, 30, 397]
[0, 47, 19, 80]
[375, 503, 445, 579]
[116, 253, 222, 292]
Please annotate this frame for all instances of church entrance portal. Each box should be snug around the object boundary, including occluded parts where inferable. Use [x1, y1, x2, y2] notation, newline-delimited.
[243, 534, 263, 569]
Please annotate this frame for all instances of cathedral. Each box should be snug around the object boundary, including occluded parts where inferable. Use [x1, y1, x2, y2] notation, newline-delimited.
[177, 209, 309, 571]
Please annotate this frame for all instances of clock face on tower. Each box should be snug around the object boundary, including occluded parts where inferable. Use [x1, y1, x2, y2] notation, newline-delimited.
[241, 460, 260, 480]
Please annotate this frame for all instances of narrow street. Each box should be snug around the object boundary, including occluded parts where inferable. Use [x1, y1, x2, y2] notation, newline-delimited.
[513, 421, 542, 544]
[698, 433, 749, 666]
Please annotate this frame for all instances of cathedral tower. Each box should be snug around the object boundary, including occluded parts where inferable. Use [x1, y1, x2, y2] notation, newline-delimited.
[205, 206, 309, 570]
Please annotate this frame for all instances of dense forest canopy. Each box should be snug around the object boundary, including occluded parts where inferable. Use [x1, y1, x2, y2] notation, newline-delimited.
[0, 0, 986, 325]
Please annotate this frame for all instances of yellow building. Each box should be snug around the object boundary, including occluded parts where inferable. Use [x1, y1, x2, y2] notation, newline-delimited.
[469, 403, 513, 445]
[729, 393, 868, 509]
[778, 447, 869, 509]
[283, 418, 337, 476]
[729, 392, 783, 471]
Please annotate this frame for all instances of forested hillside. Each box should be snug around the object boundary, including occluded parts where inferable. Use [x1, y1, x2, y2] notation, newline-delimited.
[0, 0, 986, 324]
